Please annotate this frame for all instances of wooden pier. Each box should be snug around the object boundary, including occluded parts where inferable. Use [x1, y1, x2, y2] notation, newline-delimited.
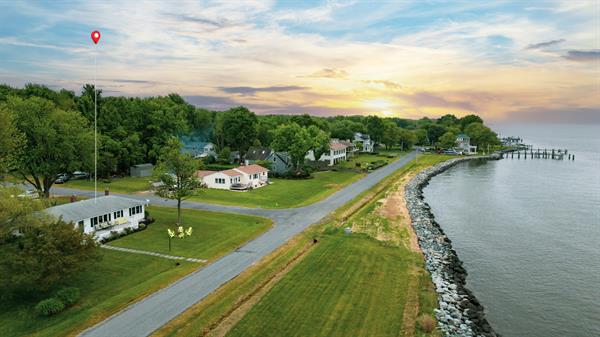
[500, 148, 573, 160]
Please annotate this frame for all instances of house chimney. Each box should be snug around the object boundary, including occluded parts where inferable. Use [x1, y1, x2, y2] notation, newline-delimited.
[70, 195, 77, 203]
[105, 188, 109, 196]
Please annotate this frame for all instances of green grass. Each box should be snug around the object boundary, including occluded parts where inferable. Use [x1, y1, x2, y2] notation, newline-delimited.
[109, 206, 272, 259]
[336, 153, 395, 169]
[226, 232, 422, 337]
[0, 207, 271, 337]
[61, 176, 153, 194]
[0, 250, 197, 337]
[189, 171, 364, 209]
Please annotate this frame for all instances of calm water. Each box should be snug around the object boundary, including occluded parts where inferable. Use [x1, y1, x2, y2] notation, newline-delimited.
[423, 124, 600, 337]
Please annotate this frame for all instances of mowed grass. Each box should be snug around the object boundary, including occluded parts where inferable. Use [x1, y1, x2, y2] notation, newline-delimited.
[189, 170, 364, 209]
[61, 176, 153, 194]
[0, 207, 271, 337]
[226, 232, 421, 337]
[109, 206, 272, 259]
[0, 249, 197, 337]
[337, 153, 396, 169]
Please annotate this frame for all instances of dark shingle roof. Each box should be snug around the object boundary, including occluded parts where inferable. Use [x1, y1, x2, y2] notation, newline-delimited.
[245, 147, 273, 161]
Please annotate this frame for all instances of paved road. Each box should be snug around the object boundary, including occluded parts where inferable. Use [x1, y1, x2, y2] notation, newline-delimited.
[66, 151, 417, 337]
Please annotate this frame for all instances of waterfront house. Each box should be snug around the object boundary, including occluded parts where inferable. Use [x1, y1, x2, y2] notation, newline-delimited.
[46, 195, 148, 240]
[456, 133, 477, 154]
[354, 133, 374, 152]
[306, 140, 348, 166]
[197, 164, 269, 190]
[244, 147, 292, 174]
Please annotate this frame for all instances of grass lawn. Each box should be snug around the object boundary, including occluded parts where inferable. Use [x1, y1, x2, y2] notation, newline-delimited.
[225, 232, 426, 337]
[337, 153, 397, 170]
[0, 207, 271, 337]
[109, 206, 272, 259]
[61, 176, 153, 194]
[189, 170, 364, 209]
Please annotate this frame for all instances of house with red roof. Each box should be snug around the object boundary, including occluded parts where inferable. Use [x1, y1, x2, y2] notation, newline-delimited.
[196, 164, 269, 190]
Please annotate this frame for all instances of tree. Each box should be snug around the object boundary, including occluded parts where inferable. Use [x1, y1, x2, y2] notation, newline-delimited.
[383, 121, 401, 149]
[77, 84, 102, 123]
[438, 131, 458, 149]
[307, 125, 330, 162]
[425, 124, 446, 145]
[0, 105, 23, 175]
[397, 128, 417, 150]
[365, 115, 385, 144]
[154, 138, 201, 225]
[8, 96, 94, 198]
[271, 123, 312, 171]
[218, 146, 232, 164]
[414, 128, 428, 145]
[438, 114, 459, 127]
[459, 114, 483, 130]
[464, 122, 499, 149]
[329, 120, 356, 140]
[220, 106, 258, 156]
[0, 187, 98, 295]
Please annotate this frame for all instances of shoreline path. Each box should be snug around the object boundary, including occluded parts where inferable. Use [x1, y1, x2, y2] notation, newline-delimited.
[50, 152, 416, 337]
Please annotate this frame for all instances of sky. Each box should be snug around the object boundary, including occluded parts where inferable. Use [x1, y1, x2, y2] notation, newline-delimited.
[0, 0, 599, 123]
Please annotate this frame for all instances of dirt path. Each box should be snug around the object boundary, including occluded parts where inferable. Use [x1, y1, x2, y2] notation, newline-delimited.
[400, 268, 421, 337]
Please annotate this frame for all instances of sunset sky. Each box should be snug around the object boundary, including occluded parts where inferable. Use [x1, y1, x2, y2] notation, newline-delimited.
[0, 0, 598, 122]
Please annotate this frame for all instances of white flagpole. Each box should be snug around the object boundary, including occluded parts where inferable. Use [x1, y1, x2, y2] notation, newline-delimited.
[94, 45, 97, 202]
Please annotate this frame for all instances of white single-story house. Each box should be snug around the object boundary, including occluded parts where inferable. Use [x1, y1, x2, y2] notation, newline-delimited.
[456, 133, 477, 155]
[197, 164, 269, 190]
[180, 137, 216, 159]
[354, 133, 374, 152]
[45, 195, 148, 240]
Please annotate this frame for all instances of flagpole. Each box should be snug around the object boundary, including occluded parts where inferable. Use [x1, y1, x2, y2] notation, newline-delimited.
[94, 46, 97, 202]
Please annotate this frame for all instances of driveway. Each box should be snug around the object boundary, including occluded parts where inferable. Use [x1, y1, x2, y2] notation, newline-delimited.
[58, 152, 417, 337]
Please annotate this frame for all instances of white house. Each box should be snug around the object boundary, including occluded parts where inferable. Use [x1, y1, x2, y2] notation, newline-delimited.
[45, 195, 148, 240]
[456, 133, 477, 154]
[181, 139, 216, 159]
[197, 164, 269, 190]
[307, 140, 348, 166]
[354, 133, 374, 152]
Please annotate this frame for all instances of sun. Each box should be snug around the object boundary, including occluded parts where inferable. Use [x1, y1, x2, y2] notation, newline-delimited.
[363, 98, 390, 110]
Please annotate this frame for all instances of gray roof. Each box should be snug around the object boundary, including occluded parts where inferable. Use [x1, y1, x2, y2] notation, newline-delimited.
[245, 147, 273, 161]
[46, 196, 146, 223]
[131, 163, 154, 168]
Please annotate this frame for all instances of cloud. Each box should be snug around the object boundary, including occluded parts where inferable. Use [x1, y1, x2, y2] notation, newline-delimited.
[219, 85, 307, 96]
[362, 80, 402, 89]
[305, 68, 348, 79]
[526, 39, 565, 49]
[400, 91, 476, 111]
[563, 50, 600, 62]
[184, 95, 240, 110]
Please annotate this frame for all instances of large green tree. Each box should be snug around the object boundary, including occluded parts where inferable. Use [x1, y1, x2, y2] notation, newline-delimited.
[464, 122, 499, 149]
[438, 131, 458, 149]
[219, 106, 258, 156]
[271, 123, 312, 171]
[307, 125, 330, 162]
[365, 115, 385, 145]
[459, 114, 484, 130]
[0, 105, 23, 175]
[0, 187, 98, 296]
[8, 96, 94, 197]
[154, 138, 201, 225]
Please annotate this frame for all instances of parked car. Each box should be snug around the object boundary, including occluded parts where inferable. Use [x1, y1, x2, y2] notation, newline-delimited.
[18, 190, 39, 199]
[443, 149, 460, 155]
[72, 171, 90, 180]
[55, 173, 69, 184]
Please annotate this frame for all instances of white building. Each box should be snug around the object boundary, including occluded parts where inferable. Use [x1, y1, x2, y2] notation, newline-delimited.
[456, 133, 477, 154]
[197, 164, 269, 190]
[45, 195, 148, 240]
[306, 140, 348, 166]
[354, 133, 374, 152]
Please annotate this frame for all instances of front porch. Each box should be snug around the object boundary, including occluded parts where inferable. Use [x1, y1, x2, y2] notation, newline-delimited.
[94, 221, 139, 241]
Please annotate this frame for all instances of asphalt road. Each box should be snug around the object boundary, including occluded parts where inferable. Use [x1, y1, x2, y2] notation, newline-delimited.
[60, 151, 417, 337]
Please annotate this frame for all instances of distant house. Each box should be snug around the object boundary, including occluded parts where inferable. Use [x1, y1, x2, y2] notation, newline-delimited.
[339, 140, 357, 157]
[244, 147, 292, 174]
[46, 195, 148, 241]
[180, 136, 216, 159]
[456, 134, 477, 154]
[307, 140, 347, 166]
[198, 164, 269, 190]
[129, 163, 154, 177]
[354, 133, 374, 152]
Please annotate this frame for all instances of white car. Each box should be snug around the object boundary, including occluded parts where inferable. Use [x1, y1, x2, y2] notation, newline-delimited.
[18, 190, 39, 199]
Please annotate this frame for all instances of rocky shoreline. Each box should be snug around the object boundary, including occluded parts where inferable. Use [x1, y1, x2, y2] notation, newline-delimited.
[405, 156, 499, 337]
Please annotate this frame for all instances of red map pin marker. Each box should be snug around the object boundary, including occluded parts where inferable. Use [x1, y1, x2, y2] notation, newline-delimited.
[91, 30, 101, 44]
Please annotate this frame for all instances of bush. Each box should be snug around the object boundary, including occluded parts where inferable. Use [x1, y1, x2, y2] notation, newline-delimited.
[417, 314, 436, 333]
[56, 287, 80, 306]
[35, 297, 65, 316]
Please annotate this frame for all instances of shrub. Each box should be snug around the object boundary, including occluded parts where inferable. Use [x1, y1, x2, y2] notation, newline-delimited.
[35, 297, 65, 316]
[417, 314, 436, 333]
[56, 287, 80, 306]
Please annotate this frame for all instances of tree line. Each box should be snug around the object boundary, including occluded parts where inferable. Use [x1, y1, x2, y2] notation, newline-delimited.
[0, 83, 499, 195]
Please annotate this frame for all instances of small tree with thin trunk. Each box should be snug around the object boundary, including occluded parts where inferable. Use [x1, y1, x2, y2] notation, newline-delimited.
[154, 137, 201, 225]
